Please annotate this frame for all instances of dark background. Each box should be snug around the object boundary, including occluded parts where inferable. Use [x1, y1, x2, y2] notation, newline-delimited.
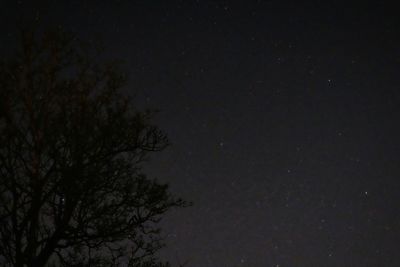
[1, 1, 400, 266]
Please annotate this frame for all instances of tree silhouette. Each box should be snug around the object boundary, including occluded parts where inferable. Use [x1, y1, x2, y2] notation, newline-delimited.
[0, 29, 187, 267]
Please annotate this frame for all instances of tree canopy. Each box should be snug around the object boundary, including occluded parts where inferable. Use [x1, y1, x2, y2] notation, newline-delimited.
[0, 29, 186, 267]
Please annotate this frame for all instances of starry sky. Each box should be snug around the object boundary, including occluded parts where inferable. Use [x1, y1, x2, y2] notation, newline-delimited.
[2, 1, 400, 266]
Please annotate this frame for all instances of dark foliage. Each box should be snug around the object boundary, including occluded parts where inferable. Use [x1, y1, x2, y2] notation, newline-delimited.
[0, 29, 187, 267]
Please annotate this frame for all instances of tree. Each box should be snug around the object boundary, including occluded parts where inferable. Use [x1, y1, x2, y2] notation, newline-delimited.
[0, 28, 187, 267]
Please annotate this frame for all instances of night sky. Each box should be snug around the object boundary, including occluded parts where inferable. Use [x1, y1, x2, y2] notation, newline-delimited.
[2, 1, 400, 266]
